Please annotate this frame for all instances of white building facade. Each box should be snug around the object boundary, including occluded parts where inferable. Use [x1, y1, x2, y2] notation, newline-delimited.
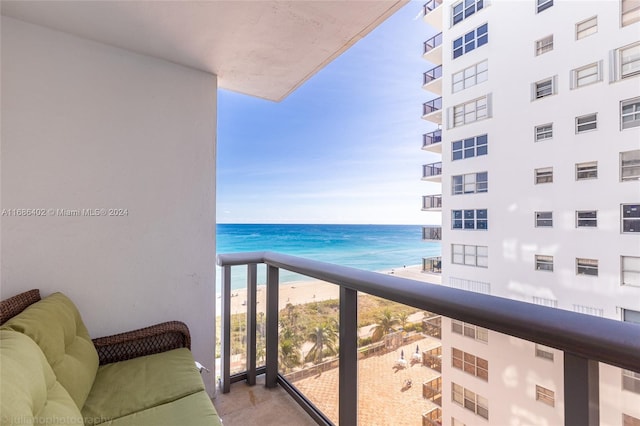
[421, 1, 640, 425]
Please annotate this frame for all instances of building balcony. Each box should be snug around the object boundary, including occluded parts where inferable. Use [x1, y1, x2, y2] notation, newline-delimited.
[422, 195, 442, 211]
[216, 252, 640, 426]
[422, 129, 442, 152]
[422, 65, 443, 95]
[422, 33, 443, 65]
[422, 314, 442, 338]
[422, 407, 442, 426]
[422, 97, 442, 124]
[422, 0, 443, 29]
[422, 162, 442, 182]
[422, 225, 442, 241]
[423, 375, 442, 404]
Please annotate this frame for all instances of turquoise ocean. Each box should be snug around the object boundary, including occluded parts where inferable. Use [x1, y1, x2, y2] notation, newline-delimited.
[216, 224, 441, 290]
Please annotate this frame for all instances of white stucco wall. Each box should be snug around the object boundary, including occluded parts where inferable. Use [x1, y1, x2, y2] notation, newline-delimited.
[1, 16, 217, 393]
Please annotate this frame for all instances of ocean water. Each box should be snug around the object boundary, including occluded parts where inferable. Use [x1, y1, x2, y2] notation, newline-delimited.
[216, 224, 441, 289]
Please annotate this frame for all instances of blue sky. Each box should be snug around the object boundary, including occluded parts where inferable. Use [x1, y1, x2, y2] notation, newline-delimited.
[217, 1, 441, 225]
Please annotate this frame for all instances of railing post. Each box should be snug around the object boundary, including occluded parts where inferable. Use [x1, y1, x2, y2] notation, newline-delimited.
[339, 287, 358, 425]
[246, 264, 257, 386]
[221, 265, 232, 393]
[265, 265, 279, 388]
[564, 353, 599, 426]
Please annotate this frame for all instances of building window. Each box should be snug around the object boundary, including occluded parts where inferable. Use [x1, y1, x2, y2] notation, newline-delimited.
[535, 167, 553, 184]
[452, 320, 489, 342]
[452, 348, 489, 381]
[452, 209, 488, 230]
[577, 258, 598, 276]
[576, 16, 597, 39]
[535, 255, 554, 272]
[532, 76, 556, 100]
[576, 210, 598, 228]
[453, 24, 489, 59]
[452, 244, 488, 268]
[623, 308, 640, 324]
[621, 97, 640, 129]
[452, 0, 485, 26]
[535, 211, 553, 227]
[451, 418, 466, 426]
[536, 0, 553, 13]
[622, 0, 640, 27]
[536, 385, 555, 407]
[621, 150, 640, 181]
[535, 35, 554, 56]
[623, 414, 640, 426]
[535, 344, 554, 361]
[576, 161, 598, 180]
[535, 123, 553, 141]
[452, 134, 488, 160]
[623, 369, 640, 394]
[452, 383, 489, 419]
[622, 204, 640, 233]
[617, 42, 640, 80]
[452, 95, 491, 128]
[576, 113, 598, 133]
[622, 256, 640, 286]
[571, 61, 602, 88]
[452, 172, 488, 194]
[452, 60, 488, 93]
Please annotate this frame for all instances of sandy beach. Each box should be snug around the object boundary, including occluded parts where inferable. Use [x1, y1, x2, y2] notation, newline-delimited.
[216, 265, 441, 316]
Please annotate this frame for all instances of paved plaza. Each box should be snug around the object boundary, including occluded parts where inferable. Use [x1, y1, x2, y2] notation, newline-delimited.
[292, 336, 441, 425]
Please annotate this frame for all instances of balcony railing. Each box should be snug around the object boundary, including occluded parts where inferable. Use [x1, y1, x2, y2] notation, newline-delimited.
[422, 314, 442, 338]
[422, 162, 442, 179]
[423, 65, 443, 85]
[217, 251, 640, 426]
[422, 98, 442, 116]
[423, 376, 442, 404]
[422, 346, 442, 373]
[423, 33, 443, 55]
[422, 407, 442, 426]
[422, 257, 442, 274]
[423, 0, 443, 15]
[422, 226, 442, 241]
[422, 129, 442, 148]
[422, 195, 442, 210]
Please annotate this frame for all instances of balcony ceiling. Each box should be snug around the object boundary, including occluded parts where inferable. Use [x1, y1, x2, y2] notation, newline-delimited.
[1, 0, 407, 102]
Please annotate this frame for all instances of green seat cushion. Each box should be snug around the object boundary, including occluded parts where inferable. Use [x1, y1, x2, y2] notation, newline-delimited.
[82, 348, 206, 423]
[0, 330, 84, 426]
[102, 391, 220, 426]
[2, 292, 99, 409]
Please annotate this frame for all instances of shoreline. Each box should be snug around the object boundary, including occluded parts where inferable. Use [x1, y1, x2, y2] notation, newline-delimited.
[215, 264, 441, 316]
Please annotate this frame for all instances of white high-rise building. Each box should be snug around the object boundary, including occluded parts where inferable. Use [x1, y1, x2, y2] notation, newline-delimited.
[421, 1, 640, 425]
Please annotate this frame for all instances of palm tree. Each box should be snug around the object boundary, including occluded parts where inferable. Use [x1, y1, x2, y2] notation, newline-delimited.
[398, 312, 409, 332]
[305, 321, 338, 364]
[279, 339, 301, 372]
[371, 309, 399, 342]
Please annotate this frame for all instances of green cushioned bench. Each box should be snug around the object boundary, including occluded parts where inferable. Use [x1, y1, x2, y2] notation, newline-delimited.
[0, 290, 222, 426]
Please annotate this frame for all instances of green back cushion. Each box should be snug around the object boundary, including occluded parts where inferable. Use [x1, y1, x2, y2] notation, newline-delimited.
[2, 293, 99, 409]
[0, 330, 84, 426]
